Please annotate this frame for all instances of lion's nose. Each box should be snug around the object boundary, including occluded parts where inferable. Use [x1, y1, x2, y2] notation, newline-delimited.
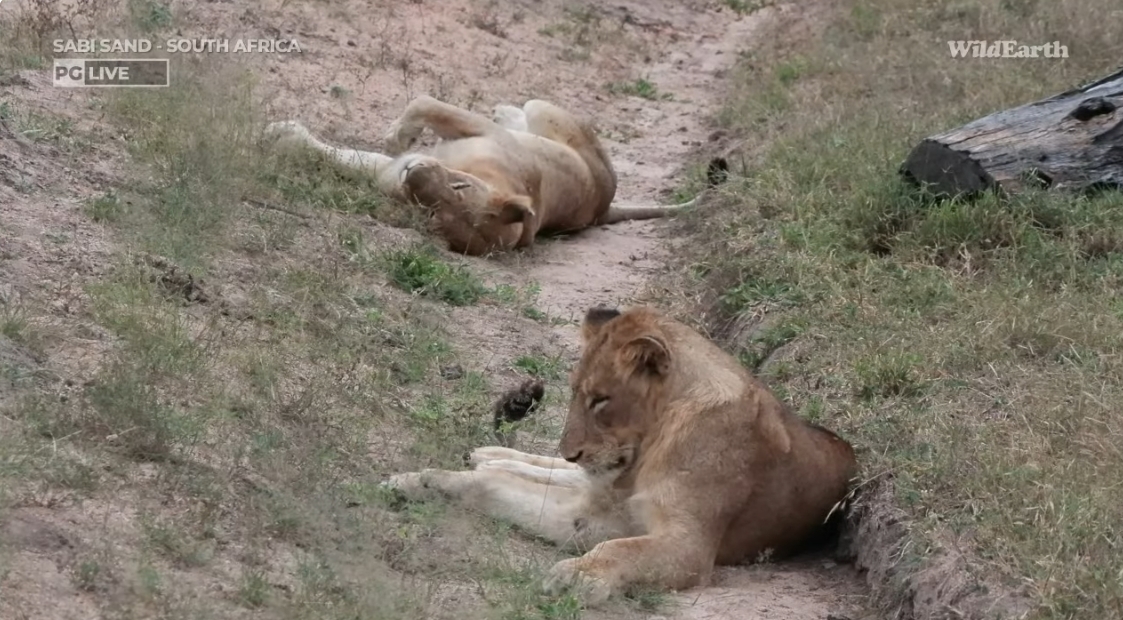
[563, 451, 582, 463]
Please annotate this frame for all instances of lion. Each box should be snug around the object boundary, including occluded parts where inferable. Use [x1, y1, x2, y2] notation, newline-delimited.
[382, 305, 859, 605]
[263, 96, 723, 256]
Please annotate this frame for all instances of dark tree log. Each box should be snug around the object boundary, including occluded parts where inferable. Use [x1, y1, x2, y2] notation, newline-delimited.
[900, 65, 1123, 199]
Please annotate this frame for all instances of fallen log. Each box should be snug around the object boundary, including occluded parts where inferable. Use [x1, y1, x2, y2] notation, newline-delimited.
[900, 65, 1123, 199]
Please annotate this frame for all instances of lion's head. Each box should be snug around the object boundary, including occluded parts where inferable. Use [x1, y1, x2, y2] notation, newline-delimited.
[402, 159, 534, 255]
[560, 306, 673, 477]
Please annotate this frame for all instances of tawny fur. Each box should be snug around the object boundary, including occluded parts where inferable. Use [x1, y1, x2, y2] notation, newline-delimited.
[264, 96, 704, 256]
[382, 305, 858, 606]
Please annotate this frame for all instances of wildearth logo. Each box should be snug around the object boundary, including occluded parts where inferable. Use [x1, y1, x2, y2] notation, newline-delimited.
[948, 40, 1068, 58]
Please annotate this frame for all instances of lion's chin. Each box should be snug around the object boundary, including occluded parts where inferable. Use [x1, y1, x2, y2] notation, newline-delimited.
[581, 447, 637, 478]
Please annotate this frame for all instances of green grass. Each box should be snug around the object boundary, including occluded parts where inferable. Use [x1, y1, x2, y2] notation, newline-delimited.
[722, 0, 773, 14]
[675, 1, 1123, 618]
[513, 354, 567, 380]
[384, 242, 490, 306]
[606, 77, 669, 101]
[129, 0, 174, 32]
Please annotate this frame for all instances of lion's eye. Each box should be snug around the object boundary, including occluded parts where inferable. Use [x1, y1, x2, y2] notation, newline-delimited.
[589, 396, 609, 413]
[449, 181, 471, 190]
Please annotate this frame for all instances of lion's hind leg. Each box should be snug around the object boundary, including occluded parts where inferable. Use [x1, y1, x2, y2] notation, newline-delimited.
[384, 95, 507, 155]
[521, 99, 589, 146]
[382, 464, 588, 547]
[492, 104, 529, 132]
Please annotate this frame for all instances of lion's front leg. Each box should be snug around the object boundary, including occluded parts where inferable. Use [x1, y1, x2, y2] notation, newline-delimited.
[542, 530, 718, 606]
[383, 95, 503, 155]
[264, 120, 393, 178]
[469, 446, 581, 471]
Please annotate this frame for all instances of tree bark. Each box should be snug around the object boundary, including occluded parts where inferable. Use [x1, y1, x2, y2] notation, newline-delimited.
[900, 65, 1123, 199]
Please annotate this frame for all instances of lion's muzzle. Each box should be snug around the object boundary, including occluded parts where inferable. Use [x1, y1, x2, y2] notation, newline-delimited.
[403, 161, 453, 207]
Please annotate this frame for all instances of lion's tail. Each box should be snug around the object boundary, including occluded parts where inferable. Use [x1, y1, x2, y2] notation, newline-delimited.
[599, 157, 729, 224]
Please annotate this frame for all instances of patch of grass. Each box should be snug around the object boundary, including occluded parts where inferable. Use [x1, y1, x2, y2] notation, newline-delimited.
[73, 559, 104, 592]
[384, 242, 489, 306]
[0, 304, 32, 345]
[512, 354, 566, 380]
[675, 1, 1123, 618]
[722, 0, 773, 14]
[84, 190, 127, 224]
[129, 0, 173, 32]
[539, 4, 629, 62]
[0, 102, 82, 148]
[407, 369, 496, 469]
[0, 0, 112, 69]
[606, 77, 670, 101]
[471, 0, 510, 38]
[103, 57, 264, 272]
[237, 569, 270, 608]
[853, 351, 924, 400]
[257, 148, 416, 225]
[141, 515, 212, 567]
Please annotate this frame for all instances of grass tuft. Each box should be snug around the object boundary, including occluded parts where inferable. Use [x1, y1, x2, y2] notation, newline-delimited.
[384, 242, 489, 306]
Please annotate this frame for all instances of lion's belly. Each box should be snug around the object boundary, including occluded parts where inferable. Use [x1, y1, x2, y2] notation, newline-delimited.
[715, 486, 833, 565]
[429, 137, 515, 170]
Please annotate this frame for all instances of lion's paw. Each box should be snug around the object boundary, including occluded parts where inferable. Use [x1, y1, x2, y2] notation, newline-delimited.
[382, 118, 421, 156]
[492, 104, 528, 132]
[379, 470, 431, 496]
[263, 120, 308, 142]
[468, 446, 517, 468]
[542, 558, 613, 607]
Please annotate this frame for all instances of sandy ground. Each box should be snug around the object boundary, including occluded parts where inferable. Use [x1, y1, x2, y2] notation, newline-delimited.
[0, 0, 872, 618]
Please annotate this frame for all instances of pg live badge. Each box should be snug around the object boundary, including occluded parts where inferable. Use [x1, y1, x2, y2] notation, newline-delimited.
[53, 59, 170, 88]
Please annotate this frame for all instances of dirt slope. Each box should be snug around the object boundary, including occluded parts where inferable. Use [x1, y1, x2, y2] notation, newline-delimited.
[0, 0, 871, 618]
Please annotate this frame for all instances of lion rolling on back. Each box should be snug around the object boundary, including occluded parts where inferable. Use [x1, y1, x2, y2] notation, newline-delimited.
[263, 96, 722, 256]
[382, 306, 858, 605]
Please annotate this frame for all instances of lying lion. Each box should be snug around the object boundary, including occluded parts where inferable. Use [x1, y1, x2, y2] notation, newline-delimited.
[264, 96, 724, 256]
[383, 305, 859, 605]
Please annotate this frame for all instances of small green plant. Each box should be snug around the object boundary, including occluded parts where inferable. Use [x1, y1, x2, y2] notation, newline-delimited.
[142, 517, 211, 567]
[383, 243, 488, 306]
[85, 190, 126, 223]
[522, 306, 547, 321]
[722, 0, 773, 14]
[854, 352, 924, 400]
[73, 560, 102, 592]
[720, 273, 806, 313]
[130, 0, 173, 31]
[238, 570, 270, 608]
[606, 77, 669, 100]
[775, 59, 805, 86]
[0, 304, 30, 343]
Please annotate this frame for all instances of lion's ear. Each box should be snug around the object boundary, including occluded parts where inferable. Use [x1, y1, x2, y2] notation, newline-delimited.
[496, 195, 534, 224]
[619, 334, 670, 377]
[759, 409, 792, 454]
[582, 306, 621, 342]
[750, 391, 792, 454]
